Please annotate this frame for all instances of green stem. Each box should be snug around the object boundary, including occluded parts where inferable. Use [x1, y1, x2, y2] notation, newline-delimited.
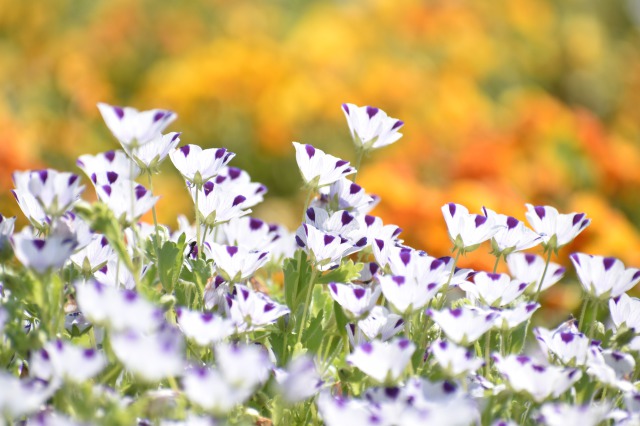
[484, 331, 492, 377]
[300, 187, 316, 222]
[579, 297, 590, 333]
[438, 250, 461, 309]
[588, 300, 599, 337]
[296, 268, 318, 347]
[493, 255, 500, 274]
[147, 173, 161, 273]
[195, 186, 202, 259]
[533, 249, 553, 302]
[352, 148, 365, 183]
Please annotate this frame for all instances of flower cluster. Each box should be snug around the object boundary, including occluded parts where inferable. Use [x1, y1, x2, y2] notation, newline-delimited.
[0, 102, 638, 426]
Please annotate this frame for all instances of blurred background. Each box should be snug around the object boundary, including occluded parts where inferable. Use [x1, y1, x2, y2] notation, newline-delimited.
[2, 0, 640, 313]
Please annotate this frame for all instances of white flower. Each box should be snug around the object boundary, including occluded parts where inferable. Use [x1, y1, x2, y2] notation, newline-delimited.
[11, 227, 76, 273]
[206, 243, 269, 282]
[13, 169, 84, 218]
[69, 234, 113, 274]
[295, 223, 354, 271]
[275, 355, 323, 403]
[93, 259, 143, 290]
[429, 339, 484, 377]
[355, 306, 404, 342]
[586, 347, 635, 391]
[75, 281, 163, 332]
[341, 103, 404, 151]
[0, 373, 56, 419]
[491, 302, 540, 330]
[459, 272, 528, 307]
[169, 144, 235, 186]
[328, 282, 381, 319]
[292, 142, 355, 188]
[493, 354, 581, 402]
[304, 207, 368, 254]
[539, 402, 610, 426]
[482, 207, 541, 255]
[182, 366, 253, 414]
[190, 181, 251, 228]
[226, 284, 289, 332]
[77, 150, 140, 186]
[175, 307, 234, 346]
[441, 203, 501, 251]
[111, 325, 184, 382]
[97, 102, 176, 149]
[361, 216, 402, 267]
[315, 177, 378, 215]
[127, 132, 181, 172]
[534, 320, 591, 366]
[220, 217, 274, 252]
[525, 204, 590, 250]
[96, 179, 159, 224]
[427, 306, 497, 345]
[214, 167, 267, 209]
[0, 214, 16, 254]
[317, 392, 379, 426]
[378, 273, 442, 315]
[30, 339, 106, 383]
[610, 293, 640, 331]
[214, 342, 272, 389]
[347, 338, 415, 383]
[506, 252, 566, 293]
[570, 253, 640, 299]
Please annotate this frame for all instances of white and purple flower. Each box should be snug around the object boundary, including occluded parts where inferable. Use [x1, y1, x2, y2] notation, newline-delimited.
[293, 142, 355, 188]
[570, 253, 640, 299]
[341, 103, 404, 151]
[97, 102, 176, 149]
[347, 338, 415, 383]
[441, 203, 501, 252]
[525, 204, 590, 251]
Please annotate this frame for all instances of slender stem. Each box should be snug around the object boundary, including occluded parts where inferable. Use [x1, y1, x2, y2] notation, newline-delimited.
[147, 173, 161, 272]
[579, 297, 590, 332]
[484, 331, 491, 377]
[492, 255, 500, 274]
[300, 187, 315, 222]
[194, 186, 202, 259]
[352, 148, 365, 183]
[296, 268, 318, 346]
[534, 249, 553, 302]
[438, 250, 461, 309]
[588, 300, 600, 337]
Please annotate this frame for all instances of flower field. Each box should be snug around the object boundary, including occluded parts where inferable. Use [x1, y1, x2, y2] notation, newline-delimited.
[2, 0, 640, 424]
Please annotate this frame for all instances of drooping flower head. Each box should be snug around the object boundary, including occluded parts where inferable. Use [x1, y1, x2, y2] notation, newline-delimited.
[341, 103, 404, 151]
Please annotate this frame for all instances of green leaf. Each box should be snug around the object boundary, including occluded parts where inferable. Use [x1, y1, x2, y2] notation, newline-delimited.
[283, 250, 312, 311]
[315, 259, 363, 285]
[302, 310, 324, 353]
[158, 234, 186, 293]
[333, 301, 348, 332]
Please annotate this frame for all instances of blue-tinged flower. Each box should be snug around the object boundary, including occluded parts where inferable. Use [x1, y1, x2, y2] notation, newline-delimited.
[534, 320, 591, 366]
[586, 347, 635, 392]
[379, 274, 442, 315]
[292, 142, 355, 188]
[429, 339, 484, 377]
[317, 392, 385, 426]
[570, 253, 640, 299]
[347, 338, 415, 383]
[506, 253, 565, 293]
[295, 223, 354, 271]
[30, 339, 106, 383]
[482, 207, 541, 256]
[175, 307, 234, 346]
[459, 272, 528, 307]
[361, 216, 403, 267]
[610, 293, 640, 331]
[183, 366, 254, 414]
[77, 150, 140, 186]
[404, 378, 480, 425]
[11, 227, 76, 273]
[525, 204, 590, 252]
[0, 373, 56, 419]
[538, 402, 610, 426]
[190, 181, 251, 227]
[97, 102, 176, 149]
[441, 203, 501, 252]
[226, 284, 289, 332]
[491, 302, 539, 330]
[13, 169, 84, 218]
[328, 282, 381, 319]
[111, 324, 185, 382]
[275, 355, 323, 404]
[492, 354, 581, 402]
[207, 243, 269, 283]
[304, 207, 367, 255]
[315, 177, 378, 215]
[427, 306, 497, 345]
[341, 103, 404, 151]
[75, 281, 163, 332]
[96, 179, 159, 225]
[170, 144, 235, 186]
